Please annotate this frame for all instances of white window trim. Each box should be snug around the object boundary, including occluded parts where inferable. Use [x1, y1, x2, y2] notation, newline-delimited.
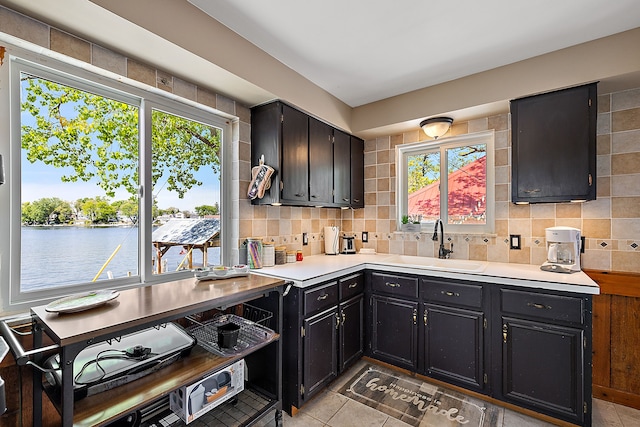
[396, 130, 495, 235]
[0, 37, 235, 311]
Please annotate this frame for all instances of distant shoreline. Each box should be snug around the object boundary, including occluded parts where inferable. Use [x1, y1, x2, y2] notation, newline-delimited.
[22, 223, 137, 228]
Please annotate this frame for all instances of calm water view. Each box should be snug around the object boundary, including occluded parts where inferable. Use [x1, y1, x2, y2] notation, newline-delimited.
[21, 226, 220, 291]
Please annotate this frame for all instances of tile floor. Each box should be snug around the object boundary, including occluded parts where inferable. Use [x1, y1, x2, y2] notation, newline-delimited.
[256, 360, 640, 427]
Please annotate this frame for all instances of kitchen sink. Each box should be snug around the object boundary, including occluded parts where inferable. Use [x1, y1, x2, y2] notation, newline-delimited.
[381, 255, 488, 273]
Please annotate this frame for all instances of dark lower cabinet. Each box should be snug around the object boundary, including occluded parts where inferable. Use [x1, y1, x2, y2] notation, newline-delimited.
[500, 317, 584, 423]
[282, 273, 364, 414]
[370, 295, 419, 371]
[303, 307, 338, 398]
[339, 295, 364, 372]
[494, 286, 591, 426]
[423, 303, 486, 392]
[365, 271, 592, 427]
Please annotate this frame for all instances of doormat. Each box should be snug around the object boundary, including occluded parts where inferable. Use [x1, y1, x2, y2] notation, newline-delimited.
[338, 364, 500, 427]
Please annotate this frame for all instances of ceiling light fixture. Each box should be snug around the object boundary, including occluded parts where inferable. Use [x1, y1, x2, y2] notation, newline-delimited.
[420, 117, 453, 139]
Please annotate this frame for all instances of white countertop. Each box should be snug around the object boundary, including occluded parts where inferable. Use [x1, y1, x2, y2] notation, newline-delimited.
[251, 253, 600, 294]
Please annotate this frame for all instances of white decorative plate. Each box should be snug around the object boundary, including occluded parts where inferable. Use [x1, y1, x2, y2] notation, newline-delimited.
[45, 290, 120, 313]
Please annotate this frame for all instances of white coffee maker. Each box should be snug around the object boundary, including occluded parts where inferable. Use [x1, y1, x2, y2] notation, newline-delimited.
[541, 226, 582, 273]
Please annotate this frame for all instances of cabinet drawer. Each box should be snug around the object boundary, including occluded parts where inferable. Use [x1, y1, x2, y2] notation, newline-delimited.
[500, 288, 585, 324]
[304, 282, 338, 316]
[421, 279, 483, 308]
[370, 273, 418, 298]
[340, 273, 364, 300]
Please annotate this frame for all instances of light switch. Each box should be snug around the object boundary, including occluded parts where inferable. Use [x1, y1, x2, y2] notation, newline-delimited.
[362, 231, 368, 243]
[510, 234, 521, 250]
[302, 232, 308, 246]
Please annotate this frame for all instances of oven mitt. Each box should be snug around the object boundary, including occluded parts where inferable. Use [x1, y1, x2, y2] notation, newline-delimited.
[247, 157, 274, 200]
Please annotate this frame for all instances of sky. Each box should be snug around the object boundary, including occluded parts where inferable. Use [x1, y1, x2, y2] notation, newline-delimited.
[20, 76, 221, 213]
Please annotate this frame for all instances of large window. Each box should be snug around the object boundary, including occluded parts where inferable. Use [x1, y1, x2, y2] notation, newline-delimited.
[1, 49, 231, 310]
[397, 131, 495, 234]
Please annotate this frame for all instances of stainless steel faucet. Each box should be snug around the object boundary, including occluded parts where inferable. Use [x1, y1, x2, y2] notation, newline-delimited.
[432, 219, 453, 259]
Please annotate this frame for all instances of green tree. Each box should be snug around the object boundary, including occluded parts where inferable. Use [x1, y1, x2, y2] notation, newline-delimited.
[21, 76, 220, 200]
[21, 197, 72, 225]
[195, 203, 219, 217]
[79, 196, 117, 223]
[407, 151, 440, 194]
[406, 145, 486, 194]
[159, 206, 180, 216]
[118, 199, 139, 223]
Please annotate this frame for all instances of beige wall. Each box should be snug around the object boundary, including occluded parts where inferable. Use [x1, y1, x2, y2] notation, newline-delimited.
[352, 89, 640, 273]
[1, 5, 639, 273]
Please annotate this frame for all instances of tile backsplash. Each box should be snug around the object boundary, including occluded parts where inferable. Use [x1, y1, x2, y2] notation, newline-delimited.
[2, 5, 639, 273]
[341, 89, 640, 273]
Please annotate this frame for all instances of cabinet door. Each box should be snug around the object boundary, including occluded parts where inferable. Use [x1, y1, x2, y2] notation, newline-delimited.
[500, 317, 585, 425]
[339, 295, 363, 372]
[370, 295, 418, 371]
[303, 307, 338, 400]
[423, 303, 486, 392]
[333, 129, 351, 207]
[308, 117, 333, 204]
[281, 104, 309, 203]
[350, 136, 364, 208]
[511, 83, 596, 203]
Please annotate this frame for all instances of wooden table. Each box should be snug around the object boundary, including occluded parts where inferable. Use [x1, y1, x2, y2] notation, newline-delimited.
[30, 274, 286, 426]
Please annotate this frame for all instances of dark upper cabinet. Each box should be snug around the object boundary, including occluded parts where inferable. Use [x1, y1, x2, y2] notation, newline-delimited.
[333, 131, 365, 208]
[350, 136, 365, 208]
[333, 129, 351, 206]
[251, 101, 308, 205]
[308, 117, 334, 205]
[281, 104, 310, 203]
[511, 83, 597, 203]
[251, 100, 364, 208]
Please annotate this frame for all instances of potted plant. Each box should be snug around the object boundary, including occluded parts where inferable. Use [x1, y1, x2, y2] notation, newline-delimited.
[401, 215, 421, 232]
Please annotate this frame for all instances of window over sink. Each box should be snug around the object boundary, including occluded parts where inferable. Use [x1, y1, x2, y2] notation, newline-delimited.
[396, 131, 495, 234]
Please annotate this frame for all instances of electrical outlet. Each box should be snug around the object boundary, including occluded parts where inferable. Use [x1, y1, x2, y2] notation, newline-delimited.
[362, 231, 368, 243]
[302, 232, 308, 246]
[510, 234, 521, 250]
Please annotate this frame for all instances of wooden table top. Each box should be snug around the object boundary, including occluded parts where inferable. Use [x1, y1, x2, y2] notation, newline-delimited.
[30, 274, 285, 347]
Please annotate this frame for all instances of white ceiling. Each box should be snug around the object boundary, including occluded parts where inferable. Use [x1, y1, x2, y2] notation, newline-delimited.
[189, 0, 640, 108]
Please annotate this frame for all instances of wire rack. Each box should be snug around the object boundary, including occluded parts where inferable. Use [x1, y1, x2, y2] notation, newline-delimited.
[186, 304, 275, 357]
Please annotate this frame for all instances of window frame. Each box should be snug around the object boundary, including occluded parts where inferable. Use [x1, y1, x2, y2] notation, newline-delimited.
[396, 130, 495, 234]
[0, 42, 233, 311]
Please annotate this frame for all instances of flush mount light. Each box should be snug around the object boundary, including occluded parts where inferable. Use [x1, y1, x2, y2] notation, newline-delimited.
[420, 117, 453, 139]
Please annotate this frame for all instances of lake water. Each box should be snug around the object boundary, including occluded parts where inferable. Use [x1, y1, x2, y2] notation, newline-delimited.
[21, 226, 220, 291]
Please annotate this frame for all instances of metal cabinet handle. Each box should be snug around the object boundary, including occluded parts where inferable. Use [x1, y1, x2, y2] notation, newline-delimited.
[348, 283, 358, 289]
[342, 311, 346, 324]
[311, 195, 318, 199]
[295, 193, 305, 197]
[423, 310, 428, 326]
[527, 302, 551, 310]
[385, 282, 400, 288]
[353, 199, 360, 203]
[412, 308, 417, 324]
[342, 198, 349, 202]
[317, 294, 328, 301]
[335, 312, 340, 329]
[502, 324, 508, 343]
[441, 291, 460, 297]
